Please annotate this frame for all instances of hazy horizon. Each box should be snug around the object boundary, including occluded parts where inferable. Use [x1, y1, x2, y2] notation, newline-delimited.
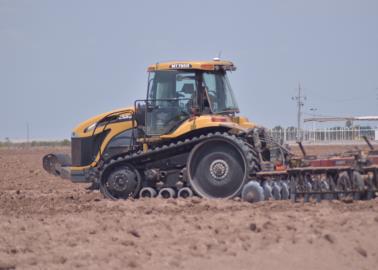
[1, 0, 378, 140]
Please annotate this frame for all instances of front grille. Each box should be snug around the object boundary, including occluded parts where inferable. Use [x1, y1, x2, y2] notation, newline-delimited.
[71, 131, 108, 167]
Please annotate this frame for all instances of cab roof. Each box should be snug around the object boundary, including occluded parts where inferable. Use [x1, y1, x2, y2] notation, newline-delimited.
[147, 60, 236, 72]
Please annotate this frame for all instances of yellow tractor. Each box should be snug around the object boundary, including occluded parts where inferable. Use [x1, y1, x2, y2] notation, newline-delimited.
[43, 59, 289, 201]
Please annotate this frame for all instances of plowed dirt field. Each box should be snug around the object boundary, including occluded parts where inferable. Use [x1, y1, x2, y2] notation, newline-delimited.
[0, 147, 377, 270]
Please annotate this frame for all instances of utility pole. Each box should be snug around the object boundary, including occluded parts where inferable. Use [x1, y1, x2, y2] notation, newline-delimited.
[292, 83, 306, 142]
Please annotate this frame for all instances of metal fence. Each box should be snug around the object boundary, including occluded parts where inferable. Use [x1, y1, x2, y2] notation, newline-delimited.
[268, 127, 378, 144]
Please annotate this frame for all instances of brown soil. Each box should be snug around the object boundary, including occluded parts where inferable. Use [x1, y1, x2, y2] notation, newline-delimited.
[0, 147, 377, 270]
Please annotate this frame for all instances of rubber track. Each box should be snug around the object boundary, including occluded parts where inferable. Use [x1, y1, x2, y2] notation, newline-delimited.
[98, 132, 261, 182]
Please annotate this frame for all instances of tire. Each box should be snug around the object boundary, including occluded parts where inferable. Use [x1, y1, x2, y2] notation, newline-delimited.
[187, 136, 248, 199]
[241, 181, 265, 203]
[100, 164, 141, 200]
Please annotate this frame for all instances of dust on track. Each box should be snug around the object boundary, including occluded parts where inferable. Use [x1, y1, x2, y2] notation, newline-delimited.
[0, 147, 377, 270]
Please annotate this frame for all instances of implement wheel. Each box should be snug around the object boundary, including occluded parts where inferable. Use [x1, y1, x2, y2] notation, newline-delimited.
[100, 164, 141, 200]
[187, 136, 248, 199]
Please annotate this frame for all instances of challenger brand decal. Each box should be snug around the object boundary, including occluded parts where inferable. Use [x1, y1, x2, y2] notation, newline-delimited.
[118, 114, 132, 120]
[169, 63, 192, 69]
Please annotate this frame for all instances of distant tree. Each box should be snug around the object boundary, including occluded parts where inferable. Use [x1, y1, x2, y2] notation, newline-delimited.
[61, 139, 70, 146]
[345, 120, 353, 128]
[4, 137, 11, 147]
[272, 125, 284, 132]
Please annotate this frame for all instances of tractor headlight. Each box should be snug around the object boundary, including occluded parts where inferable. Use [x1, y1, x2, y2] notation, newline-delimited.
[85, 122, 97, 133]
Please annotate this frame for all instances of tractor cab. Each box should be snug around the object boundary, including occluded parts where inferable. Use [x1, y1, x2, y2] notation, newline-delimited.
[139, 60, 239, 136]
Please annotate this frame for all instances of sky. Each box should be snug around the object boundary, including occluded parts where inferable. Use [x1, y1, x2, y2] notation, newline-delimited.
[1, 0, 378, 140]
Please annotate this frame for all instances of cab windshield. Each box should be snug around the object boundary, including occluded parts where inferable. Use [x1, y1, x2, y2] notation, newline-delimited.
[145, 70, 196, 135]
[202, 71, 239, 114]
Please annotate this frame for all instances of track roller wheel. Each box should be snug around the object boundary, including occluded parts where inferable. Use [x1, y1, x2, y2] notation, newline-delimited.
[139, 187, 157, 198]
[187, 136, 248, 199]
[158, 188, 176, 199]
[177, 187, 193, 198]
[100, 164, 141, 200]
[241, 181, 264, 203]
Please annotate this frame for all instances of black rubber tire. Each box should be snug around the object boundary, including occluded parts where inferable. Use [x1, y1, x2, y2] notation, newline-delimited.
[100, 164, 141, 200]
[241, 181, 265, 203]
[280, 181, 290, 200]
[187, 136, 248, 199]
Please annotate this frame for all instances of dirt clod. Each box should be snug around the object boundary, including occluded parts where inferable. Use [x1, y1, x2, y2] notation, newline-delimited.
[355, 246, 368, 257]
[341, 198, 354, 204]
[128, 229, 141, 238]
[128, 261, 138, 268]
[323, 234, 335, 244]
[249, 223, 257, 232]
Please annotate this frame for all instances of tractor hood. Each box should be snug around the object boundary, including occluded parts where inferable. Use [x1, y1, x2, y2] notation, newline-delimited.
[72, 107, 135, 138]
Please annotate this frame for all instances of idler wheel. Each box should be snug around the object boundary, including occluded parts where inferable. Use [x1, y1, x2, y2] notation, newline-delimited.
[100, 164, 141, 200]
